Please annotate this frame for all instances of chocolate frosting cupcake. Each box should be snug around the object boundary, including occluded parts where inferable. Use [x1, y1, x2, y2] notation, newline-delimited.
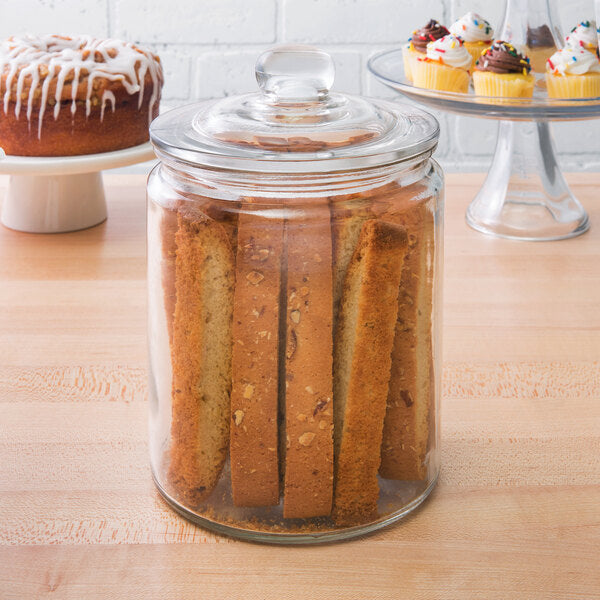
[411, 19, 450, 53]
[526, 24, 555, 48]
[476, 41, 531, 74]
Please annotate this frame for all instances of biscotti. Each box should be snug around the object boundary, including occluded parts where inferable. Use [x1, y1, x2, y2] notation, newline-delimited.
[332, 219, 408, 525]
[161, 199, 239, 345]
[282, 208, 335, 519]
[380, 197, 435, 480]
[167, 205, 235, 505]
[204, 200, 240, 259]
[330, 193, 374, 324]
[159, 205, 178, 345]
[230, 204, 283, 506]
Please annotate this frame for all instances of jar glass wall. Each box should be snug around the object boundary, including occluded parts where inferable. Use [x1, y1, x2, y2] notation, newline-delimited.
[147, 155, 443, 542]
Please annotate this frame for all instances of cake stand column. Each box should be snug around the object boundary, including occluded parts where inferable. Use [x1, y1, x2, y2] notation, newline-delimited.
[1, 172, 107, 233]
[466, 120, 589, 240]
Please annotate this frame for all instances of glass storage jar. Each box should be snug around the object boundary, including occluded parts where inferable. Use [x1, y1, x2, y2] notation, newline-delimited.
[148, 45, 444, 543]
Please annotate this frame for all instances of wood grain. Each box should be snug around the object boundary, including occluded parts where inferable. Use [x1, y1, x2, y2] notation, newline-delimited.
[0, 173, 599, 599]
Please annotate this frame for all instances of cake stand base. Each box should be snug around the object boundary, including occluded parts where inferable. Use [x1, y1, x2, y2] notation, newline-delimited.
[0, 142, 155, 234]
[1, 172, 107, 233]
[465, 120, 589, 241]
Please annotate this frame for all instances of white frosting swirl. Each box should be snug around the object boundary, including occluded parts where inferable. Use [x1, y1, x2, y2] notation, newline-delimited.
[449, 12, 494, 43]
[426, 34, 472, 70]
[547, 46, 600, 75]
[564, 20, 599, 51]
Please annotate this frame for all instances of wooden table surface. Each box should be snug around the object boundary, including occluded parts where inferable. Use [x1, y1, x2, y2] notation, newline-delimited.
[0, 173, 598, 599]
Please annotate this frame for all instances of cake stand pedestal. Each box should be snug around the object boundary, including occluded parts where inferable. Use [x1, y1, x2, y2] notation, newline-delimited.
[368, 0, 600, 241]
[0, 142, 155, 233]
[465, 119, 589, 240]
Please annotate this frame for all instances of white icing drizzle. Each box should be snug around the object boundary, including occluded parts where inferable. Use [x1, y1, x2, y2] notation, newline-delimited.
[3, 62, 17, 115]
[101, 89, 116, 122]
[0, 34, 163, 138]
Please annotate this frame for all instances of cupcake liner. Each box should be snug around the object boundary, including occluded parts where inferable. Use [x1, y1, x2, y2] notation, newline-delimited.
[412, 59, 470, 93]
[402, 45, 416, 82]
[546, 72, 600, 99]
[472, 70, 535, 98]
[464, 41, 492, 68]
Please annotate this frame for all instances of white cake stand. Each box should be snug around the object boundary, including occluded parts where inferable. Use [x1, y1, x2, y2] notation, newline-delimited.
[0, 142, 155, 233]
[368, 0, 600, 241]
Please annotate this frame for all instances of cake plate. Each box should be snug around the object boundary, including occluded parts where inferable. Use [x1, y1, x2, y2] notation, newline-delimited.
[368, 1, 600, 241]
[0, 142, 155, 233]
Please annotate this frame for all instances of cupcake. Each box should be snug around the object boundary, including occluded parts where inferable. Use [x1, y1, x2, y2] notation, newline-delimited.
[412, 34, 472, 93]
[546, 46, 600, 98]
[526, 24, 557, 73]
[565, 20, 599, 52]
[403, 19, 449, 81]
[473, 41, 534, 98]
[449, 12, 494, 68]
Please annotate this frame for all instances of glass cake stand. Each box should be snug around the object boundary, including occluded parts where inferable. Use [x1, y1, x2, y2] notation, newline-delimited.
[368, 0, 600, 241]
[0, 142, 155, 233]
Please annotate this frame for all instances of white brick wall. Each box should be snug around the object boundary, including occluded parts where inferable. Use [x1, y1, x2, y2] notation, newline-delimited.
[115, 0, 277, 44]
[2, 0, 599, 171]
[283, 0, 444, 44]
[0, 0, 108, 37]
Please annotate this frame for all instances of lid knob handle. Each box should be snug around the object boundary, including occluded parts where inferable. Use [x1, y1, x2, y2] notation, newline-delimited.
[255, 45, 335, 102]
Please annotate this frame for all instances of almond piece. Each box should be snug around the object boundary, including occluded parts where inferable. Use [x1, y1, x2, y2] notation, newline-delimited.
[298, 432, 316, 446]
[286, 328, 297, 359]
[233, 410, 244, 426]
[246, 271, 264, 285]
[257, 248, 270, 261]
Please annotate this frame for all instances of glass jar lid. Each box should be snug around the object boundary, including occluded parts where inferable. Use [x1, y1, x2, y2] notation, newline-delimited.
[150, 45, 439, 173]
